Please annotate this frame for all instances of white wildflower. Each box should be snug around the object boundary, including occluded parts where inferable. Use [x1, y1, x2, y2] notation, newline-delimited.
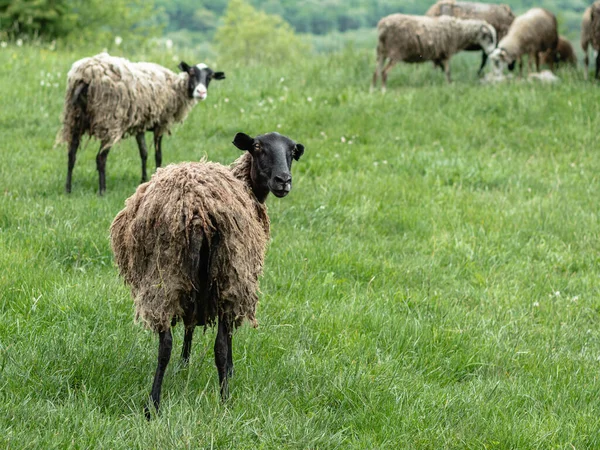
[224, 98, 229, 103]
[165, 39, 173, 50]
[307, 97, 312, 102]
[334, 153, 340, 158]
[114, 36, 123, 46]
[348, 140, 353, 145]
[16, 39, 23, 47]
[1, 41, 8, 48]
[340, 136, 346, 143]
[555, 291, 561, 297]
[40, 80, 45, 86]
[240, 108, 245, 113]
[373, 161, 379, 166]
[279, 77, 285, 83]
[382, 160, 388, 164]
[277, 123, 281, 129]
[533, 302, 539, 307]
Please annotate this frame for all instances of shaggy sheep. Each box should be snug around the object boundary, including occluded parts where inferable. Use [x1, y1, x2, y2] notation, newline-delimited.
[425, 0, 514, 75]
[589, 1, 600, 79]
[539, 36, 577, 69]
[581, 6, 593, 80]
[371, 14, 496, 90]
[58, 52, 225, 194]
[110, 131, 305, 418]
[488, 8, 558, 77]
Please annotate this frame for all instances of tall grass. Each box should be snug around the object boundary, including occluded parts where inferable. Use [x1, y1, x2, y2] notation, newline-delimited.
[1, 43, 599, 448]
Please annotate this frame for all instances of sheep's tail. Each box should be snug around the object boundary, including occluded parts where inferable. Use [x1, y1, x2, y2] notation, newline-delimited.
[56, 78, 89, 147]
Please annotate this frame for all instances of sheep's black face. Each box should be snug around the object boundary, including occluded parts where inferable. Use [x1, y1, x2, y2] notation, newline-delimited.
[233, 132, 305, 201]
[178, 61, 225, 101]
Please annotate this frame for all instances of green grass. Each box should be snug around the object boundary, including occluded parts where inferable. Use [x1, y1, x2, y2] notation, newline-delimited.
[1, 43, 600, 448]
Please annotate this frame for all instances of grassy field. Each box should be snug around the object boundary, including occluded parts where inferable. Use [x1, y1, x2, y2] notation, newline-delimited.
[1, 43, 600, 448]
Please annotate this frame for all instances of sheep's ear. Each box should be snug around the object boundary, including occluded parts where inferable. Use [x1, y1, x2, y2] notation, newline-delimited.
[293, 143, 304, 161]
[178, 61, 191, 72]
[213, 71, 226, 80]
[232, 133, 255, 152]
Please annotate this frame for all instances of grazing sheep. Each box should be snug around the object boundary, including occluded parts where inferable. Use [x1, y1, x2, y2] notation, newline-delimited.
[539, 36, 577, 69]
[426, 0, 514, 75]
[371, 14, 496, 90]
[110, 132, 305, 418]
[58, 52, 225, 194]
[582, 6, 593, 80]
[589, 1, 600, 79]
[488, 8, 558, 77]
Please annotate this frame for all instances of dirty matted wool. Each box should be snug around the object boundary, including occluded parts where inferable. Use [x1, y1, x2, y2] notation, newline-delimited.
[497, 8, 557, 59]
[58, 52, 192, 150]
[110, 152, 270, 332]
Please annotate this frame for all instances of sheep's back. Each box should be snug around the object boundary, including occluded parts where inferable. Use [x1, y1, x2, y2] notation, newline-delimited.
[110, 158, 270, 332]
[427, 1, 514, 41]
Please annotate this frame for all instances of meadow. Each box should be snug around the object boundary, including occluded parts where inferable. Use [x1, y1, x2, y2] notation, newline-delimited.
[1, 43, 600, 448]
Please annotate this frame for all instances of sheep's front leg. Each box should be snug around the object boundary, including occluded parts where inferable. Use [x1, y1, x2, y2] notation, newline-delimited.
[96, 146, 111, 196]
[214, 318, 231, 400]
[145, 329, 173, 420]
[443, 59, 451, 83]
[136, 133, 148, 183]
[477, 51, 488, 76]
[583, 46, 589, 80]
[66, 128, 82, 194]
[595, 52, 600, 80]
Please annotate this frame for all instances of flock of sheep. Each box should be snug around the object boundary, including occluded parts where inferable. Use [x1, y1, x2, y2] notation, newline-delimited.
[54, 0, 599, 419]
[372, 0, 600, 90]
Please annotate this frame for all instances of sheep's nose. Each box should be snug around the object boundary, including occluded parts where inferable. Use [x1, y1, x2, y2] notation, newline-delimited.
[274, 174, 291, 184]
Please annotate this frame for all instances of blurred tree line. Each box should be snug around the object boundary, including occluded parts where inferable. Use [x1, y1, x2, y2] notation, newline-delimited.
[0, 0, 590, 42]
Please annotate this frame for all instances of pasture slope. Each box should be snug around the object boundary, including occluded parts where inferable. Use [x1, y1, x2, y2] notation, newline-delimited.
[1, 45, 600, 448]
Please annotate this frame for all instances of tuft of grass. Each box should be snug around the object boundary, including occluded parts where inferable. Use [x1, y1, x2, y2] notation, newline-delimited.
[1, 44, 600, 448]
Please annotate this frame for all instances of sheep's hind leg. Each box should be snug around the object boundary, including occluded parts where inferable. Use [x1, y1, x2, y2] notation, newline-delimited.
[214, 317, 231, 400]
[136, 133, 148, 183]
[65, 127, 82, 194]
[227, 331, 234, 378]
[145, 329, 173, 420]
[181, 326, 194, 365]
[443, 59, 452, 83]
[595, 52, 600, 80]
[96, 144, 111, 195]
[381, 59, 397, 93]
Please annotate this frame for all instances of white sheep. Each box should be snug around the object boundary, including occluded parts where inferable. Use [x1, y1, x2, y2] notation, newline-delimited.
[57, 53, 225, 194]
[488, 8, 558, 77]
[371, 14, 497, 90]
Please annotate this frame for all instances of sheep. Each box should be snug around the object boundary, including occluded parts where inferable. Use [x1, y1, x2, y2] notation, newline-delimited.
[371, 14, 496, 90]
[582, 6, 593, 80]
[57, 52, 225, 195]
[488, 8, 558, 77]
[539, 36, 577, 69]
[110, 131, 305, 418]
[589, 1, 600, 80]
[425, 0, 515, 75]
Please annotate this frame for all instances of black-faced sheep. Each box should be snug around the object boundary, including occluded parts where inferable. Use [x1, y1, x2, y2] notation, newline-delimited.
[589, 1, 600, 80]
[539, 36, 577, 69]
[488, 8, 558, 77]
[371, 14, 496, 90]
[110, 132, 305, 418]
[58, 53, 225, 194]
[582, 6, 593, 80]
[425, 0, 514, 75]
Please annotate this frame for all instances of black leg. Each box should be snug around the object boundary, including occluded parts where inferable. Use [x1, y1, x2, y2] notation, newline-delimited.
[227, 332, 234, 378]
[477, 52, 488, 76]
[154, 132, 163, 168]
[596, 52, 600, 80]
[145, 329, 173, 420]
[214, 317, 231, 401]
[65, 130, 81, 194]
[136, 132, 148, 183]
[181, 326, 194, 365]
[96, 146, 110, 196]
